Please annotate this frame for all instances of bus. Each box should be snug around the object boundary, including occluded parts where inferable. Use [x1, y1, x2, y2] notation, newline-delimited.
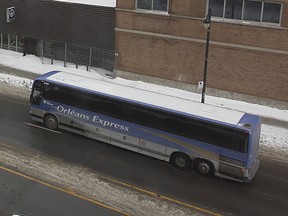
[30, 71, 261, 183]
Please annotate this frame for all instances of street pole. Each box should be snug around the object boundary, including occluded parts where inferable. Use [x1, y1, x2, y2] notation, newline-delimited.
[201, 8, 211, 104]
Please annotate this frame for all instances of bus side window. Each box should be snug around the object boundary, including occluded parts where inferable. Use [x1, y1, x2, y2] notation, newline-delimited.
[232, 133, 248, 153]
[207, 128, 234, 150]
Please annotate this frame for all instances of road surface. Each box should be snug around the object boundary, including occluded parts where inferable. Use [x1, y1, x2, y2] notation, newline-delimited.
[0, 94, 288, 216]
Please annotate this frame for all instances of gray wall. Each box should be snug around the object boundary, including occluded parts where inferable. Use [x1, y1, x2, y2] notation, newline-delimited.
[0, 0, 115, 50]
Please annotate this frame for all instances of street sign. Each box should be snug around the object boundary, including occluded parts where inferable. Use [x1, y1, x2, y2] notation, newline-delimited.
[198, 81, 204, 90]
[6, 7, 16, 23]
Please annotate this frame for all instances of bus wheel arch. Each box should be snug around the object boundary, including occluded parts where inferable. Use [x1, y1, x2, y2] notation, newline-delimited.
[44, 114, 58, 130]
[170, 152, 191, 170]
[194, 158, 215, 176]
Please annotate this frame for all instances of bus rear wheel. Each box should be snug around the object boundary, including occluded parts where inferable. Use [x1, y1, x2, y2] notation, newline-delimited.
[171, 153, 190, 170]
[194, 159, 214, 176]
[44, 115, 58, 130]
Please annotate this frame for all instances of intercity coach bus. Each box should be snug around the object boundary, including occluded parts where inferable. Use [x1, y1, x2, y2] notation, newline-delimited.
[30, 71, 261, 182]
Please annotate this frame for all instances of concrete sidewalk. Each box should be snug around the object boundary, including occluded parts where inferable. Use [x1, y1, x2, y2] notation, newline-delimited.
[0, 64, 38, 80]
[1, 63, 287, 128]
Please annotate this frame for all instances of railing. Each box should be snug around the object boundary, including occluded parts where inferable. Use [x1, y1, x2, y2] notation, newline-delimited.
[39, 40, 116, 76]
[0, 33, 23, 52]
[0, 32, 116, 77]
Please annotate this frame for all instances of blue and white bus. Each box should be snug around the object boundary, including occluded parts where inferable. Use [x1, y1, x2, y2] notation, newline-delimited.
[30, 71, 261, 183]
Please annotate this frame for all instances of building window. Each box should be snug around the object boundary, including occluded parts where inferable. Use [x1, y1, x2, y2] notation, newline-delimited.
[137, 0, 168, 12]
[209, 0, 282, 25]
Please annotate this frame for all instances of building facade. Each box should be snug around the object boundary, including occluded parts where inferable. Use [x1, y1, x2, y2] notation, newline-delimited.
[115, 0, 288, 103]
[0, 0, 115, 71]
[0, 0, 115, 50]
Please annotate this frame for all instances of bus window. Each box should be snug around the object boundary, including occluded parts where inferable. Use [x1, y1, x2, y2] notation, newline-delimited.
[232, 133, 248, 153]
[31, 88, 43, 105]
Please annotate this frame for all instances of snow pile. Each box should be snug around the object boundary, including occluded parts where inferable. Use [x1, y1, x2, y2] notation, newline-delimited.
[0, 73, 32, 89]
[0, 142, 201, 216]
[260, 125, 288, 164]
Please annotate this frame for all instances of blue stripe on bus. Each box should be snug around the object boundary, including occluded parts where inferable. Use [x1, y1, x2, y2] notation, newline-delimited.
[35, 70, 60, 80]
[36, 101, 247, 163]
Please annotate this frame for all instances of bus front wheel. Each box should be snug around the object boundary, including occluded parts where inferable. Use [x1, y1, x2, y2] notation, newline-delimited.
[194, 159, 214, 176]
[171, 153, 191, 170]
[44, 115, 58, 130]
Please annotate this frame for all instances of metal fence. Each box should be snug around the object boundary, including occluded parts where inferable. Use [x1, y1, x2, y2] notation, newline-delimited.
[0, 33, 24, 52]
[0, 33, 116, 77]
[39, 40, 116, 75]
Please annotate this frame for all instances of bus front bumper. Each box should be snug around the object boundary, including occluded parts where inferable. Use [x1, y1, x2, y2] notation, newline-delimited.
[244, 158, 260, 183]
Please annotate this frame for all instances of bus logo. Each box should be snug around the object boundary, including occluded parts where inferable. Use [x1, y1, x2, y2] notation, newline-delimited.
[56, 105, 129, 132]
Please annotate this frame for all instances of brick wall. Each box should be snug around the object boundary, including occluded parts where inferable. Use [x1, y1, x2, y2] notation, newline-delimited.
[116, 0, 288, 102]
[211, 22, 288, 51]
[116, 10, 207, 39]
[170, 0, 206, 17]
[116, 31, 204, 83]
[117, 10, 287, 51]
[116, 31, 288, 101]
[117, 0, 135, 10]
[208, 46, 288, 101]
[282, 3, 288, 27]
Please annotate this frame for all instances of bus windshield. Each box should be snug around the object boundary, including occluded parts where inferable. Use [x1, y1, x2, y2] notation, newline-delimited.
[30, 81, 45, 105]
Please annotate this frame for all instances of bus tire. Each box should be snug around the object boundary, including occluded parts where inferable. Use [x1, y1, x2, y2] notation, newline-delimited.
[194, 159, 214, 176]
[171, 153, 191, 170]
[44, 114, 58, 130]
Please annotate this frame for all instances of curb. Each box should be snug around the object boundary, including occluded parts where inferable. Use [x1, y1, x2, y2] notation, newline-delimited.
[0, 64, 38, 80]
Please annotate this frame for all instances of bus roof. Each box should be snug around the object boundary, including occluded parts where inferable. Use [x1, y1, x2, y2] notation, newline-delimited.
[38, 71, 247, 126]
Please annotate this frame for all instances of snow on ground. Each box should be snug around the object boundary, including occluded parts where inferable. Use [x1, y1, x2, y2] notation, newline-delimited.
[0, 48, 287, 215]
[0, 49, 287, 165]
[0, 73, 32, 88]
[0, 142, 199, 216]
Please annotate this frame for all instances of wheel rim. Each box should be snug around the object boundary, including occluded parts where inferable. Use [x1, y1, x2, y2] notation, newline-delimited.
[175, 156, 187, 169]
[198, 162, 211, 175]
[45, 116, 57, 129]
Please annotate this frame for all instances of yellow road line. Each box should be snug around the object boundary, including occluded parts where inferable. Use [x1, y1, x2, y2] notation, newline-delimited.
[0, 164, 221, 216]
[160, 195, 221, 216]
[102, 176, 221, 216]
[0, 165, 129, 216]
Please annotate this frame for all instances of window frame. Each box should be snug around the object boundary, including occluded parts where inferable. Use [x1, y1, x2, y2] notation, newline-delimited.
[208, 0, 283, 27]
[136, 0, 169, 14]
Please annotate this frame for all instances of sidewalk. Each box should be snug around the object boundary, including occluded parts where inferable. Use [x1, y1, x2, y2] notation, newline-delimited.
[0, 64, 37, 80]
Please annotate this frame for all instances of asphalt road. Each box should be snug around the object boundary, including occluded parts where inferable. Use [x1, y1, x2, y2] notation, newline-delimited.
[0, 167, 122, 216]
[0, 94, 288, 216]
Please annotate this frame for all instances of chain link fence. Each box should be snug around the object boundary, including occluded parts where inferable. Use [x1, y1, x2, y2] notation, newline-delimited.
[1, 33, 116, 77]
